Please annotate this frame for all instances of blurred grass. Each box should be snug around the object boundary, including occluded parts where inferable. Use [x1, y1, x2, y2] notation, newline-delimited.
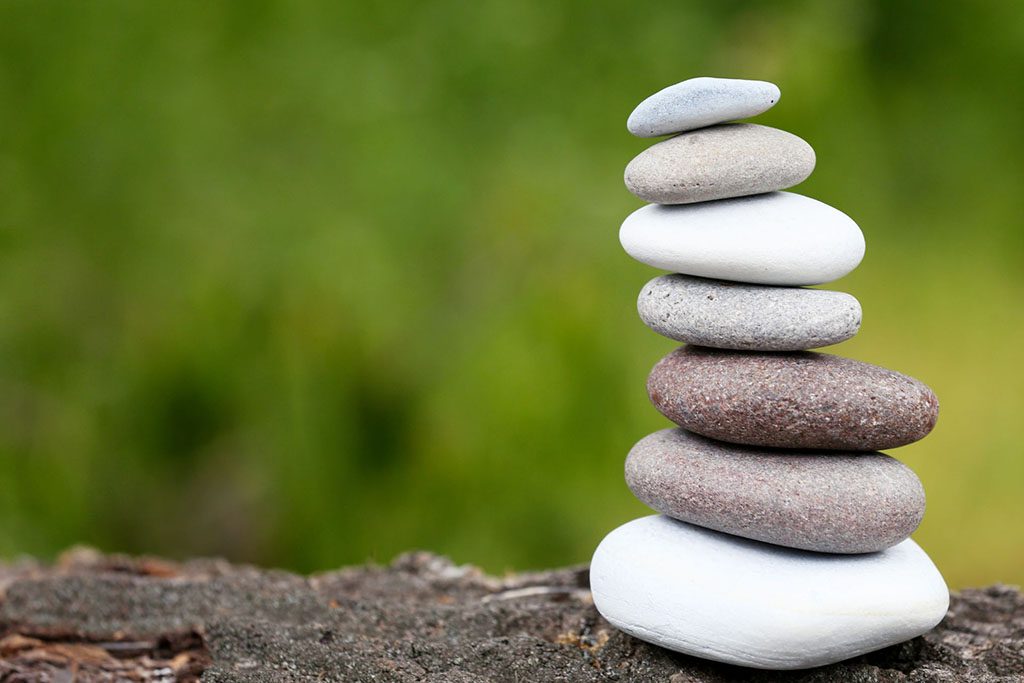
[0, 0, 1021, 588]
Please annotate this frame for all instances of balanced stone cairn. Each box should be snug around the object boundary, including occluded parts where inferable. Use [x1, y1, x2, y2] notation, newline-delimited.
[590, 77, 949, 670]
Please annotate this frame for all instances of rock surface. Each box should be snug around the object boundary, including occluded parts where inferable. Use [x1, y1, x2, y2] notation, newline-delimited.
[627, 76, 780, 137]
[637, 274, 861, 350]
[624, 124, 815, 204]
[625, 429, 925, 553]
[0, 548, 1021, 681]
[591, 516, 949, 669]
[619, 192, 865, 285]
[647, 345, 940, 450]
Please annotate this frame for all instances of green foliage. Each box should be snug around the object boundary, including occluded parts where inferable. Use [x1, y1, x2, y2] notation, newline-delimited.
[0, 0, 1021, 588]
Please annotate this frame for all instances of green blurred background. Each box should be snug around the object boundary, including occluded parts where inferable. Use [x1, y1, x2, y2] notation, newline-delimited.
[0, 0, 1021, 589]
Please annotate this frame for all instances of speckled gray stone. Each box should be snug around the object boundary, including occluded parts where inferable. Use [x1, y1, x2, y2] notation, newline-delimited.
[625, 428, 925, 553]
[647, 346, 939, 450]
[627, 77, 780, 137]
[624, 124, 815, 204]
[637, 274, 861, 350]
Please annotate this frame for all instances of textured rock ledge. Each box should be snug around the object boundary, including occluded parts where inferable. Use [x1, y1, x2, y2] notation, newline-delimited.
[0, 549, 1020, 682]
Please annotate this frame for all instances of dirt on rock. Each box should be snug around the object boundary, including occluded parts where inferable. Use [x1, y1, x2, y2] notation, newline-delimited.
[0, 547, 1021, 682]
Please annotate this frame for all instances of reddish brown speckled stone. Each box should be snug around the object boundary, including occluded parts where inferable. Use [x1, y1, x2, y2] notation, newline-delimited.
[647, 346, 939, 450]
[625, 429, 925, 553]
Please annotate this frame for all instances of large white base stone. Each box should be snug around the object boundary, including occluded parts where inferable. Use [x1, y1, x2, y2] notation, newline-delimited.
[590, 515, 949, 670]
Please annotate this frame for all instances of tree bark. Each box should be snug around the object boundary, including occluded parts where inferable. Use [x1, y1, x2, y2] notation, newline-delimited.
[0, 548, 1020, 681]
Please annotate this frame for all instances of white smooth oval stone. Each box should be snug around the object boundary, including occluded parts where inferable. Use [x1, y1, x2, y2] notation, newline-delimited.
[590, 516, 949, 670]
[627, 77, 780, 137]
[619, 192, 865, 285]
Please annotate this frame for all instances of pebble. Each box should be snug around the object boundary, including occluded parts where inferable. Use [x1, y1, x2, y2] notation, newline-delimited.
[590, 515, 950, 669]
[637, 274, 861, 350]
[627, 77, 781, 137]
[619, 192, 865, 286]
[624, 124, 815, 204]
[626, 429, 925, 553]
[647, 346, 939, 450]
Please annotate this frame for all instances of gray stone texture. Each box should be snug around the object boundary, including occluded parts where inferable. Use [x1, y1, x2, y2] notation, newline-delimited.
[625, 428, 925, 553]
[624, 124, 815, 204]
[637, 274, 861, 350]
[647, 346, 939, 450]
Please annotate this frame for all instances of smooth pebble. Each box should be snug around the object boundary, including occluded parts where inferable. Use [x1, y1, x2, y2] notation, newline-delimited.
[627, 77, 780, 137]
[619, 192, 865, 286]
[626, 429, 925, 553]
[647, 346, 940, 451]
[624, 124, 815, 204]
[590, 515, 949, 669]
[637, 274, 861, 350]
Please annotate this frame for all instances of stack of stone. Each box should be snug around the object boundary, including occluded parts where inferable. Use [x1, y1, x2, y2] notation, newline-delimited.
[590, 77, 950, 670]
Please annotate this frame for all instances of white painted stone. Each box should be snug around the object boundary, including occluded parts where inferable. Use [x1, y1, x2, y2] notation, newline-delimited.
[619, 192, 865, 286]
[627, 77, 780, 137]
[590, 516, 950, 670]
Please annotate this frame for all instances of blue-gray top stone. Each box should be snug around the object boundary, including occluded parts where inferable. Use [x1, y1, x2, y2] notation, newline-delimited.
[627, 76, 780, 137]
